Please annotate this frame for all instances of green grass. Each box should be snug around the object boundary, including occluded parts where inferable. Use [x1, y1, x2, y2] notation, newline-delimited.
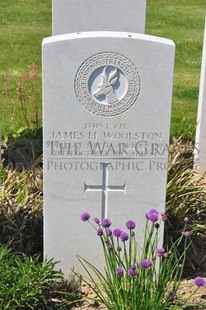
[0, 244, 80, 309]
[0, 0, 205, 137]
[146, 0, 205, 137]
[0, 0, 51, 74]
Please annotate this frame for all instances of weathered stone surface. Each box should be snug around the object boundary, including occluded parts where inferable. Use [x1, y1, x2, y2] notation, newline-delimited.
[52, 0, 146, 35]
[43, 32, 175, 276]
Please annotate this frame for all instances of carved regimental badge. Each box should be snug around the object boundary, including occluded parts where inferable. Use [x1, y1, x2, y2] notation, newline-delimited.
[74, 52, 141, 117]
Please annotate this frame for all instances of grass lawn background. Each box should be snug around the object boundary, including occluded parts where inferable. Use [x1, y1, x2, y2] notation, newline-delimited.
[0, 0, 205, 138]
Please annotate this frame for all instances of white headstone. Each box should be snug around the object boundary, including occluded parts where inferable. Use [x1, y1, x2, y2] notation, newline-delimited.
[52, 0, 147, 35]
[43, 32, 175, 276]
[194, 18, 206, 174]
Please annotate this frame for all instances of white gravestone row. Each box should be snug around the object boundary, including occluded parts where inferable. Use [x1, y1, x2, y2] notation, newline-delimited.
[43, 31, 175, 276]
[195, 18, 206, 174]
[52, 0, 147, 35]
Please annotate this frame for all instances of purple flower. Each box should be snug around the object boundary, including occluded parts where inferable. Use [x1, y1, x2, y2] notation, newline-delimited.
[116, 267, 124, 277]
[182, 231, 191, 238]
[140, 259, 152, 269]
[161, 214, 168, 221]
[157, 247, 165, 257]
[120, 231, 129, 242]
[155, 223, 160, 229]
[97, 227, 103, 236]
[146, 209, 159, 222]
[126, 220, 136, 230]
[194, 277, 206, 287]
[160, 211, 167, 221]
[167, 291, 174, 300]
[113, 228, 122, 237]
[128, 268, 138, 277]
[101, 218, 112, 228]
[106, 228, 112, 236]
[163, 253, 169, 259]
[93, 217, 100, 224]
[80, 212, 90, 222]
[183, 216, 189, 223]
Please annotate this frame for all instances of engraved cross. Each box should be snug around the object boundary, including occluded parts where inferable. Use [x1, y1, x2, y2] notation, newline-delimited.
[84, 163, 126, 220]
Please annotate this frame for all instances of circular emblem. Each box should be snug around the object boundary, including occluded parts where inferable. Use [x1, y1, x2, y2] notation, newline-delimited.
[74, 52, 141, 117]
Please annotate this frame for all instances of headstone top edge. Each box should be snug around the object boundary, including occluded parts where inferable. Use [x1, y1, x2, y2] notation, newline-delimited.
[42, 31, 175, 47]
[52, 0, 146, 36]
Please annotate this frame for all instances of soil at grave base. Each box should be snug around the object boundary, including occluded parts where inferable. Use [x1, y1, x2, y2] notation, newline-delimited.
[71, 279, 206, 310]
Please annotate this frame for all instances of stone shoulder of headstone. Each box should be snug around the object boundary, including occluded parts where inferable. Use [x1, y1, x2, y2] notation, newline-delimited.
[52, 0, 147, 35]
[43, 31, 174, 46]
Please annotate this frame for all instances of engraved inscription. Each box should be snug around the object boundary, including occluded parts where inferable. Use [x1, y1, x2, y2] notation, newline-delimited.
[84, 163, 126, 220]
[74, 52, 141, 117]
[93, 66, 119, 104]
[46, 124, 168, 159]
[46, 123, 169, 171]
